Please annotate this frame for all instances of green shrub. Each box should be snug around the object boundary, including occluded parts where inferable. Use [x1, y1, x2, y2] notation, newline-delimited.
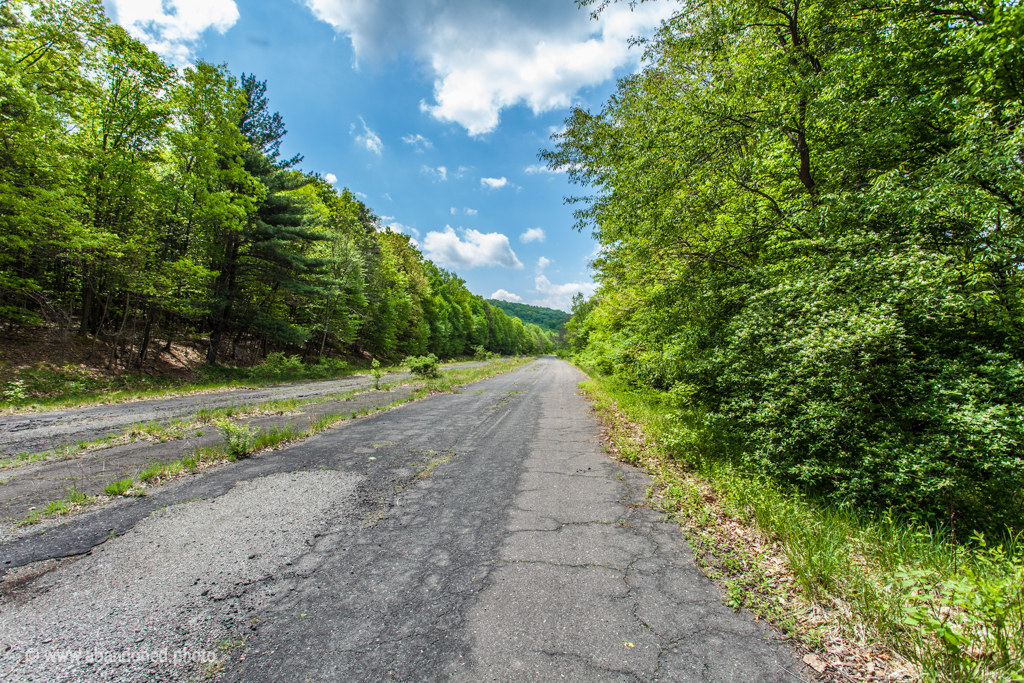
[215, 419, 260, 458]
[472, 345, 487, 361]
[2, 379, 26, 401]
[371, 359, 385, 389]
[250, 352, 304, 380]
[307, 357, 348, 379]
[404, 354, 440, 378]
[13, 362, 103, 399]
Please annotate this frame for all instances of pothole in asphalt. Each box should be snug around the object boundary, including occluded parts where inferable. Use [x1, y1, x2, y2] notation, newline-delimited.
[352, 448, 458, 528]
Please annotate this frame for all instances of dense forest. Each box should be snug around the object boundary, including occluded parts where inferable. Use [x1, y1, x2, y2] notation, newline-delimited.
[485, 300, 569, 333]
[554, 0, 1024, 533]
[0, 0, 558, 367]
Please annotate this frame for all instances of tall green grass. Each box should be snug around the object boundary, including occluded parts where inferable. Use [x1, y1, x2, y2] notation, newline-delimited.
[580, 373, 1024, 683]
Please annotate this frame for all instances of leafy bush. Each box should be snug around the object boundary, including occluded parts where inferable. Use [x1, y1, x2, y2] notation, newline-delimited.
[215, 419, 260, 458]
[3, 379, 26, 401]
[249, 352, 304, 380]
[472, 345, 487, 361]
[371, 359, 385, 389]
[404, 354, 440, 378]
[896, 536, 1024, 681]
[306, 357, 348, 379]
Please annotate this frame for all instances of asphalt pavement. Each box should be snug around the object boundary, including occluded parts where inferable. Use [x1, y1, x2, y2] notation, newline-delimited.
[0, 357, 802, 682]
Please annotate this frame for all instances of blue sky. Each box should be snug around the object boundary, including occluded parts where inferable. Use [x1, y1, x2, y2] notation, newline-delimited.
[102, 0, 672, 311]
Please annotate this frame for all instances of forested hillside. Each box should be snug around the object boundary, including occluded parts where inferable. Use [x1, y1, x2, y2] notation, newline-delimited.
[485, 300, 569, 333]
[0, 0, 557, 367]
[554, 0, 1024, 534]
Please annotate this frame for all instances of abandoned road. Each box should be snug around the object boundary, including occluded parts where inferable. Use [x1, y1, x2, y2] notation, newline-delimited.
[0, 358, 803, 682]
[0, 361, 487, 457]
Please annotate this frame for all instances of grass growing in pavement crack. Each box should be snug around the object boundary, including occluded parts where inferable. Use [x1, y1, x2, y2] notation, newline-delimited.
[103, 477, 145, 497]
[360, 449, 459, 528]
[17, 489, 95, 526]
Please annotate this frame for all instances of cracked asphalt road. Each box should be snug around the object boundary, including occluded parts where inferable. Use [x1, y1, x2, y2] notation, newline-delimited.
[0, 357, 802, 682]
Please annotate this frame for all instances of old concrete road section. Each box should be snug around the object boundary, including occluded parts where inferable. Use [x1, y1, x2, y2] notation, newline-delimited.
[0, 357, 802, 683]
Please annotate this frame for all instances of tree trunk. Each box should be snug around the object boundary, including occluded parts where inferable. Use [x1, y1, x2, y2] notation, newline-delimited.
[319, 296, 333, 358]
[93, 286, 113, 338]
[79, 268, 95, 336]
[108, 291, 130, 371]
[139, 299, 156, 360]
[207, 237, 240, 366]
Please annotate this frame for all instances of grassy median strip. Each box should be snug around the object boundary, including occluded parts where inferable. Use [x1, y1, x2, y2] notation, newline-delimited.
[13, 357, 535, 528]
[1, 357, 535, 471]
[578, 372, 1024, 683]
[0, 383, 393, 470]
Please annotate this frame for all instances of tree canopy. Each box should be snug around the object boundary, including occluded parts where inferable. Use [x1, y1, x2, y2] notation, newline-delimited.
[552, 0, 1024, 533]
[485, 300, 570, 333]
[0, 0, 555, 367]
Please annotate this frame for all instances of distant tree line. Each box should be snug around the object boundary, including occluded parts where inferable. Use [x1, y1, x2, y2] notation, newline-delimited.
[485, 300, 570, 334]
[555, 0, 1024, 533]
[0, 0, 558, 367]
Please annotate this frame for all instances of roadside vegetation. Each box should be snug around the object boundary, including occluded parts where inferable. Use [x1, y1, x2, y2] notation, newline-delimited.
[551, 0, 1024, 680]
[580, 374, 1023, 682]
[0, 0, 557, 408]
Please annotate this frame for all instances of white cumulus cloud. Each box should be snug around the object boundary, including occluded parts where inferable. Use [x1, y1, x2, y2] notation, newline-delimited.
[525, 164, 560, 174]
[324, 173, 338, 184]
[402, 133, 433, 151]
[481, 177, 508, 190]
[422, 165, 448, 181]
[532, 275, 595, 312]
[352, 117, 383, 155]
[105, 0, 239, 66]
[490, 289, 523, 303]
[520, 228, 546, 243]
[422, 226, 523, 270]
[301, 0, 672, 136]
[464, 208, 478, 216]
[386, 222, 420, 238]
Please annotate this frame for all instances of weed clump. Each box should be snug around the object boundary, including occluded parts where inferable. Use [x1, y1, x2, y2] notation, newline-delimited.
[404, 354, 440, 378]
[371, 359, 385, 389]
[215, 419, 260, 458]
[104, 478, 136, 496]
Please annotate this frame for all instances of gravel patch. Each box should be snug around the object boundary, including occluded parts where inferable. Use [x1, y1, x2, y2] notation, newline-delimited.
[0, 469, 359, 683]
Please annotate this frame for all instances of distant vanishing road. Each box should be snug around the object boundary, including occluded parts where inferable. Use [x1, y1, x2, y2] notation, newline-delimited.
[0, 357, 803, 683]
